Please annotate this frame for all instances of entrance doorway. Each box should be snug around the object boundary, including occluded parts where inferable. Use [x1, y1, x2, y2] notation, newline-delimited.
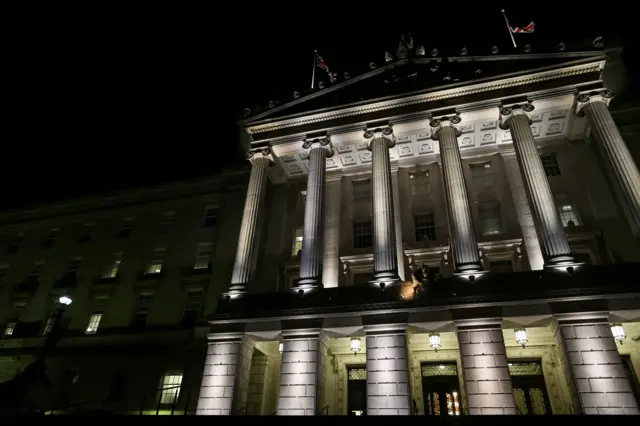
[508, 361, 552, 415]
[347, 367, 366, 415]
[421, 363, 461, 416]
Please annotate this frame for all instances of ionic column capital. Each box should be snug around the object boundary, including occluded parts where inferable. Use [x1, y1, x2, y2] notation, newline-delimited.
[499, 102, 535, 129]
[302, 136, 334, 157]
[430, 115, 462, 139]
[245, 147, 275, 165]
[575, 89, 614, 117]
[364, 126, 395, 149]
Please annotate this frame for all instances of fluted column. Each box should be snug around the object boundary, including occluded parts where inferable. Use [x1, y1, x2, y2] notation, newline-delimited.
[431, 116, 483, 272]
[364, 126, 399, 284]
[577, 90, 640, 236]
[298, 138, 334, 289]
[500, 103, 573, 265]
[228, 148, 273, 296]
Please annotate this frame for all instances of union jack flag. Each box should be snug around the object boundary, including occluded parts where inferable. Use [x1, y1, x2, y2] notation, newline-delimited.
[316, 53, 331, 76]
[510, 21, 535, 34]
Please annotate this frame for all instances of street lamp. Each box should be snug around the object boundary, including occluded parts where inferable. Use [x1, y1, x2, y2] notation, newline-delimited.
[278, 341, 284, 354]
[350, 337, 361, 356]
[611, 324, 626, 344]
[59, 295, 73, 306]
[429, 333, 441, 351]
[514, 328, 528, 348]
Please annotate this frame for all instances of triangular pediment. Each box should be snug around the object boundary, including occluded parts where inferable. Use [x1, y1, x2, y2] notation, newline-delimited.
[244, 52, 606, 126]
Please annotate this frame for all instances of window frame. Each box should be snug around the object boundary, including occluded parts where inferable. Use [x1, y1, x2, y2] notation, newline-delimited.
[414, 213, 437, 243]
[540, 153, 561, 177]
[85, 312, 103, 335]
[477, 201, 504, 236]
[353, 221, 373, 249]
[409, 170, 431, 196]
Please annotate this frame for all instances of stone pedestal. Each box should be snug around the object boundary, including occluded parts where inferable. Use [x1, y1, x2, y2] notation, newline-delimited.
[500, 105, 573, 266]
[365, 325, 410, 415]
[228, 150, 273, 296]
[558, 318, 639, 415]
[457, 323, 516, 415]
[276, 331, 320, 415]
[365, 127, 399, 283]
[197, 334, 243, 415]
[298, 139, 333, 289]
[431, 117, 483, 272]
[577, 91, 640, 237]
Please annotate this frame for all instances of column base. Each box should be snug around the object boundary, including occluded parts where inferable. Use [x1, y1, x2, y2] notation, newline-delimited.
[370, 272, 401, 288]
[544, 254, 574, 267]
[454, 262, 484, 273]
[225, 283, 248, 299]
[295, 278, 323, 290]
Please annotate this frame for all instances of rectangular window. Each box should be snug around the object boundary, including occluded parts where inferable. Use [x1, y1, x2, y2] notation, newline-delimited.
[540, 153, 561, 177]
[291, 227, 303, 258]
[184, 289, 203, 323]
[85, 313, 102, 335]
[30, 261, 45, 277]
[159, 373, 183, 405]
[42, 316, 56, 336]
[194, 243, 212, 270]
[478, 201, 504, 236]
[410, 171, 431, 195]
[508, 362, 552, 415]
[470, 162, 494, 188]
[79, 223, 94, 243]
[133, 293, 154, 326]
[6, 233, 23, 254]
[117, 217, 134, 238]
[203, 206, 219, 227]
[102, 254, 122, 279]
[414, 213, 436, 242]
[421, 363, 462, 416]
[146, 248, 165, 275]
[353, 221, 373, 249]
[557, 203, 581, 227]
[352, 180, 371, 201]
[4, 321, 17, 336]
[42, 228, 59, 249]
[489, 259, 513, 274]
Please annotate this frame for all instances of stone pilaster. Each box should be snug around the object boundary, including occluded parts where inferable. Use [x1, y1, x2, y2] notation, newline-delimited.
[277, 330, 320, 415]
[197, 333, 243, 416]
[430, 115, 483, 273]
[391, 167, 407, 281]
[456, 323, 516, 415]
[298, 138, 334, 289]
[577, 90, 640, 237]
[558, 317, 639, 415]
[228, 149, 274, 296]
[365, 324, 411, 415]
[501, 151, 545, 270]
[500, 103, 573, 266]
[323, 174, 342, 288]
[364, 126, 399, 284]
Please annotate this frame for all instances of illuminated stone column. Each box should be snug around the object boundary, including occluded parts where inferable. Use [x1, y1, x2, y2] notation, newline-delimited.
[323, 174, 342, 288]
[557, 316, 639, 414]
[576, 90, 640, 236]
[430, 116, 483, 273]
[456, 322, 516, 415]
[277, 330, 320, 416]
[197, 333, 243, 415]
[228, 148, 274, 296]
[364, 126, 400, 284]
[365, 324, 410, 415]
[298, 138, 334, 290]
[500, 104, 573, 266]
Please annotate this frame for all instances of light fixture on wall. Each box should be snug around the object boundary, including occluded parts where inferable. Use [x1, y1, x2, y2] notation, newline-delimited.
[514, 328, 528, 348]
[350, 337, 361, 356]
[429, 332, 441, 352]
[278, 341, 284, 354]
[59, 295, 73, 306]
[611, 324, 626, 344]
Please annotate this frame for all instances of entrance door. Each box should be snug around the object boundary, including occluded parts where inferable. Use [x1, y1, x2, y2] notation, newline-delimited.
[347, 367, 367, 415]
[421, 363, 461, 416]
[508, 362, 552, 415]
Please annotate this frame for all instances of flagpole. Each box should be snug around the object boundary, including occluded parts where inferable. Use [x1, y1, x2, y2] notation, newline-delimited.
[502, 9, 517, 48]
[311, 49, 317, 89]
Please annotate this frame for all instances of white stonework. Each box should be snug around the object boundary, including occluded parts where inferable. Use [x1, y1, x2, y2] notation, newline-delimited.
[365, 327, 411, 415]
[197, 337, 242, 415]
[457, 325, 517, 415]
[277, 333, 320, 415]
[559, 320, 639, 415]
[322, 176, 342, 288]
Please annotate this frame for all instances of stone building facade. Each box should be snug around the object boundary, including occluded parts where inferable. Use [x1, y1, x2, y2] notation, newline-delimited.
[1, 50, 640, 416]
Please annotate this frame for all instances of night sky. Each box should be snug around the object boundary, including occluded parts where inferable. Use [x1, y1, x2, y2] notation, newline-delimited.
[3, 6, 635, 210]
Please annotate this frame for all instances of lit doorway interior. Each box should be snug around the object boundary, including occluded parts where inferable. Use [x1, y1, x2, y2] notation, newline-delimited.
[508, 361, 552, 415]
[421, 363, 461, 416]
[347, 366, 366, 415]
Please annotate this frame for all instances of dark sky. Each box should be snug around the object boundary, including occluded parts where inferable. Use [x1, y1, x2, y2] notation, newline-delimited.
[3, 5, 635, 210]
